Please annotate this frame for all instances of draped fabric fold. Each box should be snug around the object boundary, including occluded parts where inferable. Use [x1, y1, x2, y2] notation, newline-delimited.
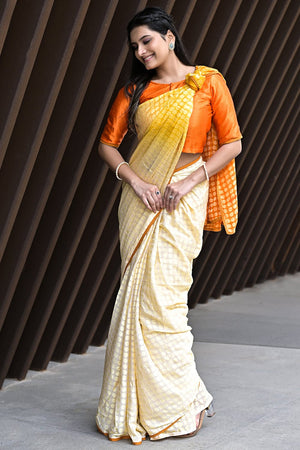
[202, 123, 238, 234]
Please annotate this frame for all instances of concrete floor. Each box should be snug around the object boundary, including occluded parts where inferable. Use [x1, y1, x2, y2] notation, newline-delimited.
[0, 273, 299, 449]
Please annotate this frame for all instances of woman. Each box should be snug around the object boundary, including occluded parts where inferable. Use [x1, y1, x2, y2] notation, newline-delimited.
[95, 7, 242, 445]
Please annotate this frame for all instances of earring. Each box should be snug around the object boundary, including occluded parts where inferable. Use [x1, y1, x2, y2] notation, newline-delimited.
[169, 42, 175, 50]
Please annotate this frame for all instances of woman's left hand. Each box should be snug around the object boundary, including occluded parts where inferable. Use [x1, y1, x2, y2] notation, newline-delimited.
[163, 178, 194, 212]
[163, 141, 242, 213]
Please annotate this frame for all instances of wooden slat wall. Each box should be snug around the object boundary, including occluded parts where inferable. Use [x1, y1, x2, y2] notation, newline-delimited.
[0, 0, 299, 387]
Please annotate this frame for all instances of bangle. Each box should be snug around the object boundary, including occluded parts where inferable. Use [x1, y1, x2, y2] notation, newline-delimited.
[115, 161, 129, 180]
[202, 163, 209, 181]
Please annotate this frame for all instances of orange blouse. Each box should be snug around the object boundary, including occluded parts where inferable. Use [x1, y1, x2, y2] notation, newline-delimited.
[100, 71, 242, 153]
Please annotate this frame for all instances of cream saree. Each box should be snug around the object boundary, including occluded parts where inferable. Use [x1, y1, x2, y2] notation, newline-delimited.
[96, 67, 236, 444]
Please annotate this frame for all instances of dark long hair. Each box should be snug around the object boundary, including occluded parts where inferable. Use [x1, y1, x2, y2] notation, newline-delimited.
[126, 7, 192, 131]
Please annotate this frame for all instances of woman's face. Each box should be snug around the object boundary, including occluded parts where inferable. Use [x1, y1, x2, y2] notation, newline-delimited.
[130, 25, 173, 70]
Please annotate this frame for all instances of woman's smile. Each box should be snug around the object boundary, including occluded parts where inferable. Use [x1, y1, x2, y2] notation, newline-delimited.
[143, 54, 154, 64]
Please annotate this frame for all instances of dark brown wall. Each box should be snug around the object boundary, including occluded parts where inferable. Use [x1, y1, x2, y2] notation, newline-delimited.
[0, 0, 299, 388]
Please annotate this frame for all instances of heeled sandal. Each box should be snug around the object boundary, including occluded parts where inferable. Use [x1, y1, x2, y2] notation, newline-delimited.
[206, 401, 216, 418]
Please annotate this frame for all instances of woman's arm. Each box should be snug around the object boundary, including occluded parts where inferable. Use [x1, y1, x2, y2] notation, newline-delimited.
[99, 142, 163, 213]
[196, 139, 241, 180]
[164, 139, 242, 212]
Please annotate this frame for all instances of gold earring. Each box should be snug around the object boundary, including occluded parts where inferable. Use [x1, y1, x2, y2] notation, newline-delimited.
[169, 42, 175, 50]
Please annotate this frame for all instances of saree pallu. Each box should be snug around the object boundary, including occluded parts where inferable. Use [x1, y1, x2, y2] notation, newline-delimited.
[96, 157, 212, 444]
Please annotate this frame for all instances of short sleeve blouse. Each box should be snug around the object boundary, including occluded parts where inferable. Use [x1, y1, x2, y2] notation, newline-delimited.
[100, 71, 242, 153]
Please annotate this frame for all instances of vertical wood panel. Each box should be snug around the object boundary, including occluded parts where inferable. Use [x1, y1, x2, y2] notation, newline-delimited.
[0, 0, 299, 387]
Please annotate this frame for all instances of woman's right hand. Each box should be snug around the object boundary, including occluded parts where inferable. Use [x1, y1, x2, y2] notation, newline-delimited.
[98, 143, 162, 213]
[131, 179, 163, 213]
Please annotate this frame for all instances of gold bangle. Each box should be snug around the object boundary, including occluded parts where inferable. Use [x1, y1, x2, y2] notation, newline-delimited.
[115, 161, 129, 180]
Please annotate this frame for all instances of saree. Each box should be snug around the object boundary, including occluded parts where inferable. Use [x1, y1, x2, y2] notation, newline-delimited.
[96, 66, 238, 444]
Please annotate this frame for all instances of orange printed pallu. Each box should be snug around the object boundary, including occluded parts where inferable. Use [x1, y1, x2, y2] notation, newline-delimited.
[96, 66, 240, 444]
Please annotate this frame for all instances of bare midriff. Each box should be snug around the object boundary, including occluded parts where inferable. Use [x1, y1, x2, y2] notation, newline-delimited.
[175, 152, 201, 169]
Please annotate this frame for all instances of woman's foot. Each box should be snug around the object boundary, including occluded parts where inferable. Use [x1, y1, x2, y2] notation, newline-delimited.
[176, 402, 215, 439]
[193, 409, 205, 434]
[176, 408, 206, 438]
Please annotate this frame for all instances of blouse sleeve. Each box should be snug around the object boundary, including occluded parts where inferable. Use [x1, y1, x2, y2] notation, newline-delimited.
[100, 87, 130, 148]
[210, 73, 242, 146]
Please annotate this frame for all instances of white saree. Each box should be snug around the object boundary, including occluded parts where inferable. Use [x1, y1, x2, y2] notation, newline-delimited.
[96, 159, 212, 444]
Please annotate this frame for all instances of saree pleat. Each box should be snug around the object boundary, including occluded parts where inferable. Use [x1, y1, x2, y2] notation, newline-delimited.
[96, 158, 212, 443]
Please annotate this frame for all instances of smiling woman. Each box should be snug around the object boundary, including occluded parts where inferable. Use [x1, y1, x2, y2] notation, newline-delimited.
[95, 6, 241, 445]
[130, 27, 176, 71]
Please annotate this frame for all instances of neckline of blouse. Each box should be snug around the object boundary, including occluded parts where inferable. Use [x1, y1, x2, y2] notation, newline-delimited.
[149, 66, 197, 85]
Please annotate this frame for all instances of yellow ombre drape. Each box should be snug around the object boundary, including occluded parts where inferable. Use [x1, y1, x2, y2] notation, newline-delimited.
[119, 81, 196, 275]
[96, 67, 238, 445]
